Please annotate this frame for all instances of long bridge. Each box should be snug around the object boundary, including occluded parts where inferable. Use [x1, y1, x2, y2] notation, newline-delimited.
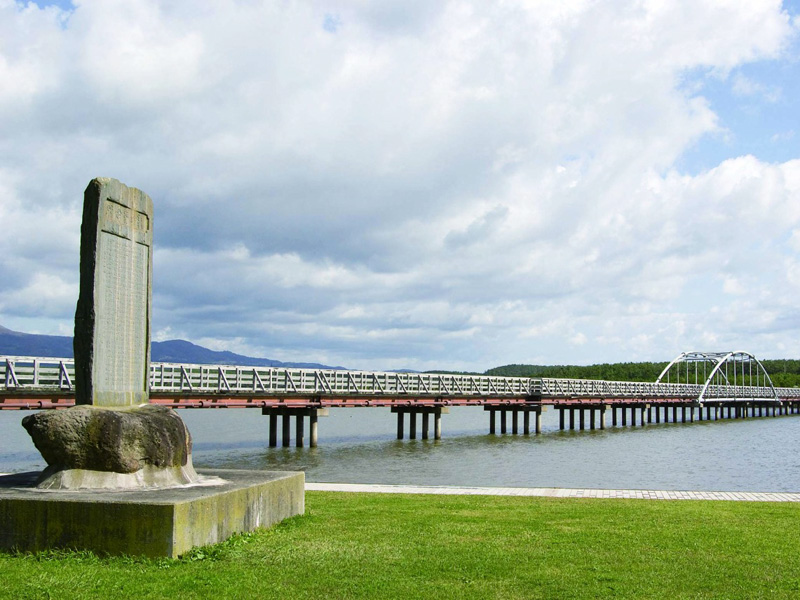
[3, 351, 799, 447]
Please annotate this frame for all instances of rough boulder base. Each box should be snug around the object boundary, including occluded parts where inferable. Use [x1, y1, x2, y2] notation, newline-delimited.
[21, 404, 198, 489]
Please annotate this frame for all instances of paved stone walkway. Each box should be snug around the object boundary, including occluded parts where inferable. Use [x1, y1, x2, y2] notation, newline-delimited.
[4, 473, 796, 502]
[306, 482, 800, 502]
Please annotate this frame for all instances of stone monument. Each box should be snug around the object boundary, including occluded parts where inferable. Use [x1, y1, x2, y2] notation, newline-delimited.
[22, 178, 198, 489]
[0, 178, 304, 557]
[74, 177, 153, 408]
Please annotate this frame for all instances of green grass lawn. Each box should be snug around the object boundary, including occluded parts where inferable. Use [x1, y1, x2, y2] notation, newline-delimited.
[2, 491, 800, 599]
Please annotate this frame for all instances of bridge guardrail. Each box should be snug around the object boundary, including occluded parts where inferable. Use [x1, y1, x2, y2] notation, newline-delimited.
[3, 356, 800, 401]
[538, 378, 791, 400]
[151, 362, 536, 396]
[2, 357, 536, 397]
[2, 356, 74, 390]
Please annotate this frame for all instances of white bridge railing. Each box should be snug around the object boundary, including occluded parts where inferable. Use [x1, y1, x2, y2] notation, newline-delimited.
[150, 361, 536, 396]
[3, 356, 800, 401]
[537, 378, 795, 400]
[2, 357, 535, 397]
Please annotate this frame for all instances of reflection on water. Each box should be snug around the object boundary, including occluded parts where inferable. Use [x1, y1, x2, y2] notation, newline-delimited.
[2, 406, 799, 492]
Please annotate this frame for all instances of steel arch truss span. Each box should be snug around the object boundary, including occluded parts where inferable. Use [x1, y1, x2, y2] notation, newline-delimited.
[656, 351, 779, 403]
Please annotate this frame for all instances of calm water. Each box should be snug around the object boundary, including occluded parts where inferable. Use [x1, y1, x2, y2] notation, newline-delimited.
[2, 407, 799, 492]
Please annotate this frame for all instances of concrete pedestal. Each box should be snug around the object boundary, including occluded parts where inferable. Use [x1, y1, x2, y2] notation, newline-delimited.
[0, 468, 304, 558]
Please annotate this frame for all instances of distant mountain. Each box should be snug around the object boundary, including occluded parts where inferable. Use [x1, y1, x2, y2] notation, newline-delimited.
[0, 326, 73, 358]
[0, 326, 344, 370]
[151, 338, 344, 370]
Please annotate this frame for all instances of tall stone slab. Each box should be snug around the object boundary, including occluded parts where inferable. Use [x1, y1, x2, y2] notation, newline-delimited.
[74, 178, 153, 407]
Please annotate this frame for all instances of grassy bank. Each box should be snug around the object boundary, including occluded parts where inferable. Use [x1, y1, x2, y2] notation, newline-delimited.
[2, 491, 800, 599]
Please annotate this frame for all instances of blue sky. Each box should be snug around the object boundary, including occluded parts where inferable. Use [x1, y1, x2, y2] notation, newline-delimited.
[677, 0, 800, 171]
[2, 1, 800, 371]
[679, 64, 800, 172]
[662, 10, 795, 180]
[28, 0, 71, 8]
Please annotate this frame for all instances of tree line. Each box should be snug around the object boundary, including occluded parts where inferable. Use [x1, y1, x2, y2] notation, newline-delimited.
[481, 359, 800, 388]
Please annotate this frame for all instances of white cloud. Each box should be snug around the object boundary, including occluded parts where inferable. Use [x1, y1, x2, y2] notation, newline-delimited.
[772, 130, 795, 143]
[1, 0, 799, 370]
[732, 73, 782, 103]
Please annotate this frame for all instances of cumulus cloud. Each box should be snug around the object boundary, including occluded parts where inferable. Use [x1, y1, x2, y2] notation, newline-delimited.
[1, 0, 799, 370]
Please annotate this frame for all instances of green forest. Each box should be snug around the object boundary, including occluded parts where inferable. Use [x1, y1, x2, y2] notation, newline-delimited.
[482, 359, 800, 388]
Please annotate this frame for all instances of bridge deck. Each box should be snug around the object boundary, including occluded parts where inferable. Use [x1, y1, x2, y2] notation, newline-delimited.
[2, 356, 798, 410]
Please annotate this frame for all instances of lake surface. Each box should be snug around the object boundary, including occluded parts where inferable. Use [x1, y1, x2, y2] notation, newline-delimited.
[2, 406, 799, 492]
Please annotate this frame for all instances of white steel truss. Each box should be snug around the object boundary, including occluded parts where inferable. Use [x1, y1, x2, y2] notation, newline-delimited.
[656, 351, 780, 402]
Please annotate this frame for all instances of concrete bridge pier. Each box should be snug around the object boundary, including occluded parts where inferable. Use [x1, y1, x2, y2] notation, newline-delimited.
[556, 399, 800, 434]
[556, 405, 606, 431]
[392, 406, 449, 440]
[558, 406, 577, 430]
[588, 406, 606, 430]
[486, 405, 543, 435]
[262, 407, 329, 448]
